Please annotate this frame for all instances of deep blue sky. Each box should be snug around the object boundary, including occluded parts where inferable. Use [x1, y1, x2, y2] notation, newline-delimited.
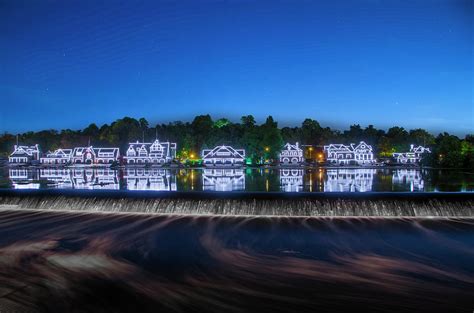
[1, 0, 472, 135]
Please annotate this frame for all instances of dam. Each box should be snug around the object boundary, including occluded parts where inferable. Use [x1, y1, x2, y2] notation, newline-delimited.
[1, 190, 473, 217]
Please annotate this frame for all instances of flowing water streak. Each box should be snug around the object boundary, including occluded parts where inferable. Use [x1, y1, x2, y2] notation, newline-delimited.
[0, 194, 473, 216]
[0, 211, 473, 312]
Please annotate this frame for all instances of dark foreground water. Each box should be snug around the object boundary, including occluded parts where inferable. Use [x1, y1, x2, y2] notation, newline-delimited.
[0, 210, 473, 312]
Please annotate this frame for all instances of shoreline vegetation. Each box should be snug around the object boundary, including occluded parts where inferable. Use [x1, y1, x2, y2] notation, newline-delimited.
[1, 115, 473, 169]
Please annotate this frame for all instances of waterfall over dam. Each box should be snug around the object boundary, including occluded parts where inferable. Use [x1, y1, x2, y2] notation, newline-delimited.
[0, 190, 473, 217]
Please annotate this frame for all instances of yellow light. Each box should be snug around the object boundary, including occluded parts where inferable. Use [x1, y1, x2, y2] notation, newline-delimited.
[318, 154, 323, 158]
[265, 147, 270, 152]
[190, 154, 195, 159]
[309, 147, 313, 151]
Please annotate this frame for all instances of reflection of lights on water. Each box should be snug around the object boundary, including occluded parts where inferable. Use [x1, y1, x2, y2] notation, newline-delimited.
[392, 169, 424, 192]
[13, 183, 40, 189]
[280, 169, 303, 192]
[202, 169, 245, 192]
[6, 168, 439, 193]
[324, 169, 376, 192]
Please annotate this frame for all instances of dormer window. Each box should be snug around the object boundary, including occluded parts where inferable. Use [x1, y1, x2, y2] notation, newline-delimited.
[127, 146, 136, 156]
[138, 146, 148, 156]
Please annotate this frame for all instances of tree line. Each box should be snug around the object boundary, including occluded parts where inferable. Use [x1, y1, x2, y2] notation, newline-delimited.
[0, 115, 473, 168]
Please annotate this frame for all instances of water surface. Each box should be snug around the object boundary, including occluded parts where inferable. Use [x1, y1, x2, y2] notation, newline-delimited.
[2, 167, 473, 192]
[0, 210, 472, 312]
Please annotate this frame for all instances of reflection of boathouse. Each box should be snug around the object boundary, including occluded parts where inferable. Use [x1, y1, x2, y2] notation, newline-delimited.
[392, 169, 424, 191]
[8, 168, 40, 189]
[124, 168, 177, 191]
[69, 168, 119, 189]
[39, 168, 73, 188]
[33, 168, 120, 190]
[280, 169, 303, 192]
[202, 168, 245, 191]
[324, 169, 375, 192]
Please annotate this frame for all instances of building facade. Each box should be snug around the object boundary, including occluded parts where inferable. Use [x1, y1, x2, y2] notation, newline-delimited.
[323, 141, 375, 165]
[392, 145, 431, 164]
[40, 149, 72, 165]
[124, 139, 177, 164]
[201, 145, 245, 166]
[70, 146, 120, 164]
[9, 144, 40, 164]
[279, 142, 304, 165]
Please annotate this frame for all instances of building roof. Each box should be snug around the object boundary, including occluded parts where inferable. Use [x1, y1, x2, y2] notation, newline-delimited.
[282, 142, 302, 151]
[44, 148, 72, 158]
[202, 145, 245, 159]
[10, 145, 40, 157]
[324, 141, 373, 153]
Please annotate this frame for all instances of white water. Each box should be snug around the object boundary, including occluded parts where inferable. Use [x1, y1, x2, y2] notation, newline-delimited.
[0, 196, 472, 217]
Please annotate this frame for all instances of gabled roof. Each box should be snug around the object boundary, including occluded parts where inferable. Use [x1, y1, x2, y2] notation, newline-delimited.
[202, 145, 245, 159]
[324, 141, 373, 153]
[44, 148, 72, 158]
[10, 147, 30, 157]
[127, 139, 175, 151]
[128, 141, 152, 149]
[324, 143, 353, 153]
[411, 145, 431, 153]
[282, 142, 302, 151]
[10, 145, 39, 157]
[353, 141, 373, 152]
[72, 146, 96, 157]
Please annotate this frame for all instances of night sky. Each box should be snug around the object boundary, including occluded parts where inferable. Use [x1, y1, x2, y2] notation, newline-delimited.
[1, 0, 472, 135]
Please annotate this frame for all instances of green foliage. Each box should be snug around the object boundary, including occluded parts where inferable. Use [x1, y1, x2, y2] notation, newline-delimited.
[1, 116, 472, 169]
[434, 133, 463, 168]
[409, 129, 435, 146]
[300, 119, 322, 145]
[241, 115, 256, 128]
[386, 126, 409, 151]
[214, 118, 231, 128]
[461, 136, 474, 169]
